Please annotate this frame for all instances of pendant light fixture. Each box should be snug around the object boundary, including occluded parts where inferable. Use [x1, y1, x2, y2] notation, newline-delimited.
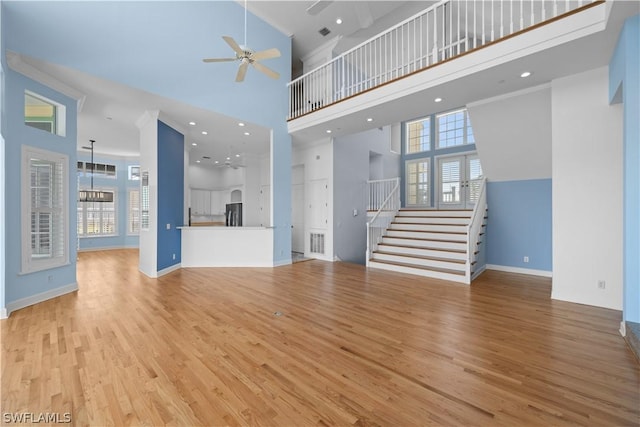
[78, 139, 114, 203]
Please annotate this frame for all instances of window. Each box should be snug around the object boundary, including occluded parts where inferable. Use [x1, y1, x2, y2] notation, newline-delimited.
[78, 161, 116, 178]
[128, 189, 140, 235]
[436, 109, 474, 148]
[141, 171, 150, 230]
[24, 91, 66, 137]
[128, 165, 140, 181]
[405, 159, 430, 206]
[406, 117, 431, 153]
[21, 146, 69, 273]
[77, 188, 117, 237]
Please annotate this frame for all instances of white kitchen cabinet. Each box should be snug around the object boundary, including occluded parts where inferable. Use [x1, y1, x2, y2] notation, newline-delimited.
[191, 189, 211, 215]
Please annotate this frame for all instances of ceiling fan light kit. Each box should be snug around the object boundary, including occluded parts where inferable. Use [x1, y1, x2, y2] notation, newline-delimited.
[202, 0, 281, 82]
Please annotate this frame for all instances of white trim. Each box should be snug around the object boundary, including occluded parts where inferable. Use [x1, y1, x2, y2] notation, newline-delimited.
[5, 282, 78, 317]
[486, 264, 552, 278]
[467, 83, 552, 109]
[0, 308, 7, 320]
[156, 263, 182, 277]
[619, 321, 626, 337]
[77, 245, 138, 253]
[273, 258, 293, 267]
[7, 50, 86, 112]
[471, 264, 487, 281]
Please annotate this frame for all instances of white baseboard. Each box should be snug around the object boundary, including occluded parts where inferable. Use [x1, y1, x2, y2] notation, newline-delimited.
[4, 282, 78, 317]
[78, 245, 138, 253]
[620, 320, 626, 337]
[1, 307, 7, 319]
[273, 258, 293, 267]
[156, 263, 182, 277]
[486, 264, 552, 278]
[471, 264, 487, 280]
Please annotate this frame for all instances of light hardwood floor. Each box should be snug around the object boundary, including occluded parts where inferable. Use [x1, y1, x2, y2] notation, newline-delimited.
[2, 249, 638, 426]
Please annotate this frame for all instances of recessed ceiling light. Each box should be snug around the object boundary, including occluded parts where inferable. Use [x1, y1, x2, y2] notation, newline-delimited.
[434, 97, 443, 102]
[238, 122, 245, 127]
[235, 154, 240, 158]
[189, 121, 196, 126]
[201, 131, 208, 135]
[520, 71, 532, 78]
[244, 132, 251, 136]
[366, 117, 373, 122]
[196, 160, 201, 163]
[226, 157, 231, 161]
[326, 129, 332, 134]
[336, 18, 342, 25]
[191, 142, 197, 146]
[214, 160, 219, 164]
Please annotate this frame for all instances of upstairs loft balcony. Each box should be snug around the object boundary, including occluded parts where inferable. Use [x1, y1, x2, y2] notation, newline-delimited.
[287, 0, 603, 122]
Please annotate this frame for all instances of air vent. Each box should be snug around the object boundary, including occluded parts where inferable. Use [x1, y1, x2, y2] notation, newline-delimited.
[310, 233, 325, 254]
[318, 27, 331, 37]
[202, 156, 211, 159]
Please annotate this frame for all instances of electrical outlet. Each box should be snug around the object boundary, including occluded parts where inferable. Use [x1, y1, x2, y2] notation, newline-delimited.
[47, 275, 53, 283]
[172, 253, 176, 260]
[523, 256, 529, 263]
[598, 280, 606, 289]
[166, 223, 171, 230]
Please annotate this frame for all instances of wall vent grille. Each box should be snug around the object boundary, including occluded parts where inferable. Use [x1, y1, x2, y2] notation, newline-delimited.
[310, 233, 325, 254]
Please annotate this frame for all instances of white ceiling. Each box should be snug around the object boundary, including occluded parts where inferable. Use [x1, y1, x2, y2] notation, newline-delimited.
[244, 1, 434, 63]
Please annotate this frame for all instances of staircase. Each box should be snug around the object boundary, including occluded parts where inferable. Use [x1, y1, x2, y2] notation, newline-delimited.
[368, 209, 480, 284]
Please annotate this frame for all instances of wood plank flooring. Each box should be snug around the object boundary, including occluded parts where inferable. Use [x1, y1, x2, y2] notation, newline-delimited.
[2, 249, 638, 426]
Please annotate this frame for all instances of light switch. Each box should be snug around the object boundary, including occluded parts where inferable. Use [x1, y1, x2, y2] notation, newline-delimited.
[166, 223, 171, 230]
[353, 209, 358, 216]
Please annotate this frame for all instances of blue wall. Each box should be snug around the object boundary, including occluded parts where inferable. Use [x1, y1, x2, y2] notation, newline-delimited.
[609, 14, 640, 323]
[3, 68, 78, 305]
[157, 121, 184, 271]
[486, 179, 552, 272]
[77, 154, 140, 251]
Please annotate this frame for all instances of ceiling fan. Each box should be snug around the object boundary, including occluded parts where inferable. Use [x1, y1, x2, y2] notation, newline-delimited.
[215, 157, 246, 170]
[202, 0, 281, 82]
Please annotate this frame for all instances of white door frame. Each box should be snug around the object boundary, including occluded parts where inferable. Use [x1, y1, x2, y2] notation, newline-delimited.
[435, 152, 481, 210]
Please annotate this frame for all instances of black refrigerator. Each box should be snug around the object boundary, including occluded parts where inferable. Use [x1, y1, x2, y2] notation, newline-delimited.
[225, 203, 242, 226]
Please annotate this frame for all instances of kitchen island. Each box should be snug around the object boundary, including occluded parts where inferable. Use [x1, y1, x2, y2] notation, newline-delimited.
[179, 226, 274, 267]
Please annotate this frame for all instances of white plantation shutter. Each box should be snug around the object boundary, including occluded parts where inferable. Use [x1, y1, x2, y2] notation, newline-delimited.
[22, 147, 69, 272]
[128, 189, 140, 234]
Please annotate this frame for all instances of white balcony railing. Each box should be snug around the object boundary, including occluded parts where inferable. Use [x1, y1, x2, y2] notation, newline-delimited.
[288, 0, 601, 120]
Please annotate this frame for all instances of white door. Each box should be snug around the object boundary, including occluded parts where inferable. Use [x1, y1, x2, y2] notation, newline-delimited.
[438, 154, 483, 209]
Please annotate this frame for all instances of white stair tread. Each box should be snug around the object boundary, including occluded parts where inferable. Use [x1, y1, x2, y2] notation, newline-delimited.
[373, 250, 466, 265]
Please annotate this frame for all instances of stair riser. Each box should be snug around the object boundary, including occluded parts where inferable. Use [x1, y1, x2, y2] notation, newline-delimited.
[389, 223, 467, 233]
[377, 245, 467, 260]
[398, 210, 472, 218]
[393, 217, 470, 225]
[386, 230, 467, 241]
[368, 261, 470, 284]
[372, 253, 466, 272]
[380, 237, 466, 251]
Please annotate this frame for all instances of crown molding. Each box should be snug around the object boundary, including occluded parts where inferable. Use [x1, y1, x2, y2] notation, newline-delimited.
[6, 50, 87, 113]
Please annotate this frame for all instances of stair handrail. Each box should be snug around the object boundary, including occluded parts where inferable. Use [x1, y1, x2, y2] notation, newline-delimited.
[366, 177, 400, 265]
[466, 177, 487, 281]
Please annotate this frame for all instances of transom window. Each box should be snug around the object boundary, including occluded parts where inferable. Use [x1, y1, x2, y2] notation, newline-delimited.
[436, 109, 474, 148]
[24, 90, 66, 137]
[406, 117, 431, 153]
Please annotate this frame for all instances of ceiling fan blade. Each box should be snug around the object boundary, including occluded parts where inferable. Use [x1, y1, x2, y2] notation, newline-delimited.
[203, 57, 237, 63]
[222, 36, 244, 56]
[236, 62, 249, 82]
[251, 48, 281, 61]
[252, 61, 280, 80]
